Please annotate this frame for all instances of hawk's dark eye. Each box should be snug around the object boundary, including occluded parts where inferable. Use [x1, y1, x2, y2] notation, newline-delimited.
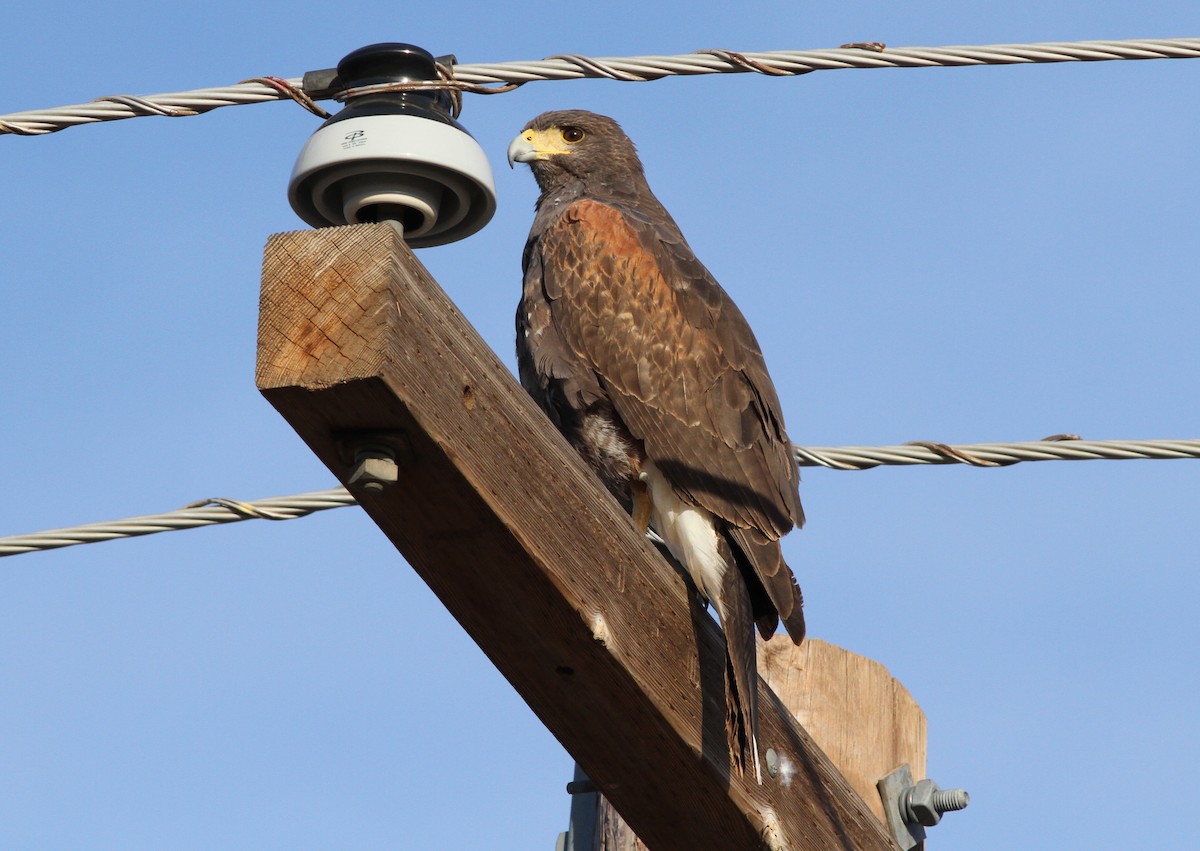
[561, 127, 586, 143]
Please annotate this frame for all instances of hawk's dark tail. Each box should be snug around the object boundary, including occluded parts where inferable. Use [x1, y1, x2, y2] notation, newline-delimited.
[715, 536, 762, 783]
[727, 525, 806, 645]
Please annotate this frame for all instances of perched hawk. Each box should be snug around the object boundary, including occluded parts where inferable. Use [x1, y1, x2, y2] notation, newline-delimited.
[508, 110, 805, 781]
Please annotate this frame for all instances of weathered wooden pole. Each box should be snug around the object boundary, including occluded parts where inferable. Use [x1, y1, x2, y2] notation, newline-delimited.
[575, 638, 927, 849]
[256, 222, 900, 851]
[761, 638, 927, 824]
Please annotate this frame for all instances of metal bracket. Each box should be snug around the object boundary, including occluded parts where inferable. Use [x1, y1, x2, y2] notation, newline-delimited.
[877, 764, 970, 851]
[878, 764, 926, 850]
[557, 764, 599, 851]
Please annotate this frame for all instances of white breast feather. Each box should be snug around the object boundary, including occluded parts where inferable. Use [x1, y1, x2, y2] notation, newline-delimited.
[640, 461, 726, 601]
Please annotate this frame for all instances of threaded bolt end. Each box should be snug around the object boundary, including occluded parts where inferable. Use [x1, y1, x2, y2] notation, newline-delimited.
[903, 779, 971, 827]
[932, 789, 970, 813]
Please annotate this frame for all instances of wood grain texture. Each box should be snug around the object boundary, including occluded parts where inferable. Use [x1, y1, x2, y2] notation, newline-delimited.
[597, 795, 651, 851]
[591, 639, 926, 846]
[759, 638, 927, 826]
[256, 223, 899, 851]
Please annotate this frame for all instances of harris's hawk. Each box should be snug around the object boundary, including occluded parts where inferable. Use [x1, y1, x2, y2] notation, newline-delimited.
[508, 110, 805, 781]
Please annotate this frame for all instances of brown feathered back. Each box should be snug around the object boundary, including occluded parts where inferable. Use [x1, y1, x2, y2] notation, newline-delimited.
[515, 110, 805, 643]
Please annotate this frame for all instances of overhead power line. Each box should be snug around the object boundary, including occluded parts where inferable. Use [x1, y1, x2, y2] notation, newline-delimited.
[1, 37, 1198, 136]
[0, 490, 356, 557]
[2, 437, 1195, 558]
[795, 436, 1200, 470]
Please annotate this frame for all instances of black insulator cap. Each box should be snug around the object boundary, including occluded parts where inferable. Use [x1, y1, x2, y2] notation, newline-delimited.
[337, 43, 439, 87]
[326, 42, 461, 130]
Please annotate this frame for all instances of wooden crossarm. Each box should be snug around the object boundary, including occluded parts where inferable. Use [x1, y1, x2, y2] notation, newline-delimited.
[256, 223, 899, 851]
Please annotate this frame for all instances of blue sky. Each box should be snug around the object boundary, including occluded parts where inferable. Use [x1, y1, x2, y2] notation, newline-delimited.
[3, 2, 1198, 849]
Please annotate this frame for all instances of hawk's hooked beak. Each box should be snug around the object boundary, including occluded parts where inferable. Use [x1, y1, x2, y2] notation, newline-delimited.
[507, 128, 573, 168]
[507, 131, 538, 168]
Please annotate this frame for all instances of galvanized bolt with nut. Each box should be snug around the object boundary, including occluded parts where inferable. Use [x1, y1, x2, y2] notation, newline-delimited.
[902, 777, 970, 827]
[347, 445, 399, 492]
[336, 430, 410, 493]
[877, 764, 970, 850]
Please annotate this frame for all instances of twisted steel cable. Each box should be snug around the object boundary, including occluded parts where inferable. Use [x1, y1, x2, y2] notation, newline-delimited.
[1, 437, 1195, 557]
[0, 489, 357, 556]
[794, 437, 1200, 470]
[2, 37, 1198, 136]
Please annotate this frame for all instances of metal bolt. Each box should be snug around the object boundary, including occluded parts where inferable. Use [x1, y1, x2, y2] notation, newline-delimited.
[347, 445, 399, 492]
[878, 764, 971, 850]
[902, 778, 970, 827]
[765, 748, 780, 778]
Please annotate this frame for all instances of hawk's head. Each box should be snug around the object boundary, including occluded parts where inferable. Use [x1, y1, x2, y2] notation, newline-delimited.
[507, 110, 646, 196]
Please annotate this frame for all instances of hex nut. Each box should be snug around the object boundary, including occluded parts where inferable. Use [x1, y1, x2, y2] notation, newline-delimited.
[906, 779, 942, 827]
[903, 778, 969, 828]
[348, 453, 399, 491]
